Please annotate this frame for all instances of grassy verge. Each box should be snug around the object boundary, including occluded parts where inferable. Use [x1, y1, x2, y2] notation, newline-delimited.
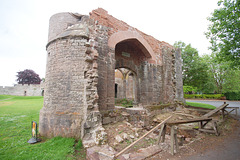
[186, 102, 216, 109]
[115, 98, 133, 108]
[0, 95, 84, 160]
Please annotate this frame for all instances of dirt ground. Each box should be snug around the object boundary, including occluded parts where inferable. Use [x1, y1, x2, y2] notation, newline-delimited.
[102, 107, 240, 159]
[148, 117, 240, 160]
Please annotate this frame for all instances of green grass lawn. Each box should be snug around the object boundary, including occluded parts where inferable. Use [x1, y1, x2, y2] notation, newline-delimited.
[0, 95, 216, 159]
[0, 95, 84, 160]
[186, 101, 216, 109]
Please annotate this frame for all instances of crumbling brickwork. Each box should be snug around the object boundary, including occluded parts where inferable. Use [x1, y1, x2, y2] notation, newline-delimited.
[39, 8, 184, 146]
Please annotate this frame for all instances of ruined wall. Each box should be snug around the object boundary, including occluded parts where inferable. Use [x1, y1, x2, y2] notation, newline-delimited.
[174, 48, 185, 102]
[0, 84, 44, 96]
[90, 8, 182, 106]
[40, 9, 184, 143]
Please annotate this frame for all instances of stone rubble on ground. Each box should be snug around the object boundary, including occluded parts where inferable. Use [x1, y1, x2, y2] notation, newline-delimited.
[86, 145, 116, 160]
[115, 135, 123, 143]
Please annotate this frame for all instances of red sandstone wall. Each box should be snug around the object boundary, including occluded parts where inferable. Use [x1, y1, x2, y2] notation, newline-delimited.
[89, 8, 174, 57]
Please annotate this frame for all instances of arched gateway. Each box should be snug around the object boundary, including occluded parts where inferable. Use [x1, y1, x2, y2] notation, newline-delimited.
[39, 8, 184, 147]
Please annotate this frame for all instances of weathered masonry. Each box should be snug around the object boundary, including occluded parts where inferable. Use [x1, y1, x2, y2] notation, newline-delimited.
[0, 83, 44, 96]
[39, 8, 184, 145]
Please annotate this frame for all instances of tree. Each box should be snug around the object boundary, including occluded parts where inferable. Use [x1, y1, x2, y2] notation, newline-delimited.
[222, 69, 240, 92]
[203, 53, 240, 93]
[206, 0, 240, 67]
[202, 54, 227, 93]
[174, 41, 210, 92]
[16, 69, 42, 85]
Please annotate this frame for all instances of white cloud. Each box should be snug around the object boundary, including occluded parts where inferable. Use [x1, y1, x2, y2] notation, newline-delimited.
[0, 0, 219, 86]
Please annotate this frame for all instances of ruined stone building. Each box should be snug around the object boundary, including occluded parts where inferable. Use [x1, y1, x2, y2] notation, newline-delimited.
[39, 8, 184, 146]
[0, 83, 44, 96]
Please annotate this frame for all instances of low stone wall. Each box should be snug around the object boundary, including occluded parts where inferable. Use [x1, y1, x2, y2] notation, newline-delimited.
[0, 84, 44, 96]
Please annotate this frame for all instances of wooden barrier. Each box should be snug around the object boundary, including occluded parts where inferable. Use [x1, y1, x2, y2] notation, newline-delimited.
[158, 117, 215, 155]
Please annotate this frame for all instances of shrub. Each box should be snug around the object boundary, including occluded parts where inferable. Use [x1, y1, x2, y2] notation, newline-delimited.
[224, 92, 240, 100]
[115, 98, 133, 107]
[184, 94, 224, 99]
[184, 94, 195, 99]
[183, 86, 198, 94]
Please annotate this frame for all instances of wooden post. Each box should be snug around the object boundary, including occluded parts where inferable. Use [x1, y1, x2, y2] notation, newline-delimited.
[170, 126, 179, 155]
[211, 121, 219, 136]
[170, 126, 174, 155]
[199, 121, 203, 129]
[174, 128, 179, 152]
[114, 116, 172, 158]
[222, 109, 225, 120]
[157, 124, 165, 144]
[161, 125, 166, 143]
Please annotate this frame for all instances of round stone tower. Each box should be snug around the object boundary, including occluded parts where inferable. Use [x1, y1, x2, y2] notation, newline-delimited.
[39, 13, 104, 147]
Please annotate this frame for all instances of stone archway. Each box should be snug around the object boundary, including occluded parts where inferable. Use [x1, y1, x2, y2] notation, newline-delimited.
[106, 31, 156, 107]
[108, 31, 156, 63]
[115, 68, 137, 102]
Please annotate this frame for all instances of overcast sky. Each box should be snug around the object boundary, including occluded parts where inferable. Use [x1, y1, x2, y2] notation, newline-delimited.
[0, 0, 219, 86]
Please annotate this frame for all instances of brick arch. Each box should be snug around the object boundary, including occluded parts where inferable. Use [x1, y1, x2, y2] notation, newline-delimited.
[108, 31, 156, 63]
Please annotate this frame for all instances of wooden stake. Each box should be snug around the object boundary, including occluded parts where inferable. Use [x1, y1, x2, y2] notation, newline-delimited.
[211, 121, 219, 136]
[170, 126, 175, 155]
[174, 128, 179, 152]
[115, 115, 172, 158]
[157, 124, 167, 144]
[161, 124, 166, 143]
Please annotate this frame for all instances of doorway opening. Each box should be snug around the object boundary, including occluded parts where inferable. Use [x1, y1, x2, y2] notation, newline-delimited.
[115, 68, 137, 102]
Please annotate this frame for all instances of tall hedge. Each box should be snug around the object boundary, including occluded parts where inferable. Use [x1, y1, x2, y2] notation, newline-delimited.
[224, 92, 240, 100]
[184, 94, 224, 99]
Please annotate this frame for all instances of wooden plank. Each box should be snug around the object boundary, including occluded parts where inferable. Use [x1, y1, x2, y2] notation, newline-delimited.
[201, 121, 210, 128]
[227, 107, 239, 109]
[203, 103, 229, 118]
[226, 107, 239, 116]
[228, 109, 236, 114]
[185, 108, 211, 113]
[167, 117, 212, 125]
[226, 107, 238, 115]
[199, 128, 216, 134]
[114, 115, 172, 158]
[174, 113, 197, 118]
[222, 109, 239, 120]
